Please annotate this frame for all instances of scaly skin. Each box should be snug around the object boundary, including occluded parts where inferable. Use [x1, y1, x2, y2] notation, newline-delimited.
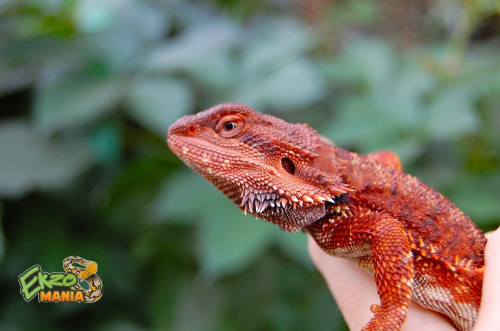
[167, 103, 486, 331]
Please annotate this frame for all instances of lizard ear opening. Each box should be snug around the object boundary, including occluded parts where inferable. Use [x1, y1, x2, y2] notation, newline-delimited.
[281, 157, 295, 175]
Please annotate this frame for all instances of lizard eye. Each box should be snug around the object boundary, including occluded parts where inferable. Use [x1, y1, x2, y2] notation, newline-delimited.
[216, 115, 245, 138]
[224, 121, 237, 131]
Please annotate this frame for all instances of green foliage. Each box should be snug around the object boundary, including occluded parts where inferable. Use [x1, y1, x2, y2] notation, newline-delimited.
[150, 172, 310, 277]
[0, 121, 95, 197]
[0, 0, 499, 330]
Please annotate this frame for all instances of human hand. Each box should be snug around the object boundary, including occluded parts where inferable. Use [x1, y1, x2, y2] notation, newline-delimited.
[308, 227, 500, 331]
[473, 227, 500, 330]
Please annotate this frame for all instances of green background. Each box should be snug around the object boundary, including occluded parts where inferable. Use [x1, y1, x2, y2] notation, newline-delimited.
[1, 0, 499, 330]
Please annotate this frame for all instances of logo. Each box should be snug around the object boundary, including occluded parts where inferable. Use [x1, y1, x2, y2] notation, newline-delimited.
[18, 256, 103, 303]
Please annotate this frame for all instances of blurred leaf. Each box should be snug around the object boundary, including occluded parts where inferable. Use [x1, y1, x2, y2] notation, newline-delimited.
[102, 157, 168, 231]
[149, 171, 224, 223]
[146, 20, 237, 88]
[127, 77, 193, 136]
[239, 19, 314, 78]
[325, 95, 404, 151]
[323, 40, 408, 151]
[232, 20, 323, 110]
[151, 168, 313, 275]
[148, 21, 237, 70]
[0, 121, 94, 198]
[235, 58, 324, 110]
[34, 75, 124, 133]
[425, 87, 477, 140]
[0, 37, 83, 92]
[75, 0, 168, 69]
[379, 61, 434, 126]
[448, 174, 500, 225]
[151, 172, 281, 277]
[276, 231, 310, 267]
[327, 0, 380, 26]
[320, 56, 366, 85]
[171, 279, 223, 331]
[0, 203, 4, 265]
[74, 0, 116, 34]
[344, 39, 394, 88]
[199, 205, 275, 277]
[95, 320, 146, 331]
[9, 0, 75, 39]
[90, 122, 122, 164]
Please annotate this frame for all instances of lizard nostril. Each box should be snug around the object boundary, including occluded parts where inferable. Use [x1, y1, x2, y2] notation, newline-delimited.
[186, 124, 197, 136]
[281, 157, 295, 175]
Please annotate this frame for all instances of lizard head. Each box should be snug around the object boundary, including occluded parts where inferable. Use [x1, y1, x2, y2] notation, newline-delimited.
[167, 103, 351, 232]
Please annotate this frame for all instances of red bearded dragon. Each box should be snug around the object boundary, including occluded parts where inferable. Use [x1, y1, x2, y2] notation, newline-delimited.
[167, 103, 486, 331]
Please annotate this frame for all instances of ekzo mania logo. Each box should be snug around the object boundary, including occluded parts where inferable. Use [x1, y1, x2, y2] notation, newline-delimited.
[18, 256, 102, 303]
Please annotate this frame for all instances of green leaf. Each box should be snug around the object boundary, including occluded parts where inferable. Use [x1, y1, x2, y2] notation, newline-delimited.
[234, 58, 323, 110]
[74, 0, 116, 34]
[344, 39, 394, 88]
[75, 0, 116, 33]
[90, 122, 122, 164]
[231, 20, 322, 110]
[375, 61, 434, 127]
[425, 87, 477, 140]
[34, 75, 124, 133]
[238, 19, 314, 78]
[325, 96, 403, 151]
[149, 171, 224, 223]
[0, 121, 95, 198]
[145, 20, 237, 88]
[74, 0, 168, 68]
[0, 203, 4, 265]
[447, 174, 500, 225]
[147, 22, 237, 71]
[151, 170, 289, 277]
[170, 279, 223, 331]
[276, 231, 311, 267]
[127, 77, 193, 136]
[151, 171, 278, 277]
[199, 206, 275, 277]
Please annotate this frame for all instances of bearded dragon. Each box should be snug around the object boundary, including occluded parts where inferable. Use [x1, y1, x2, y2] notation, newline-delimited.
[167, 103, 486, 331]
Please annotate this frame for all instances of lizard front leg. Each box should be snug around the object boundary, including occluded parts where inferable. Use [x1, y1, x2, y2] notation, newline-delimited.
[307, 210, 413, 331]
